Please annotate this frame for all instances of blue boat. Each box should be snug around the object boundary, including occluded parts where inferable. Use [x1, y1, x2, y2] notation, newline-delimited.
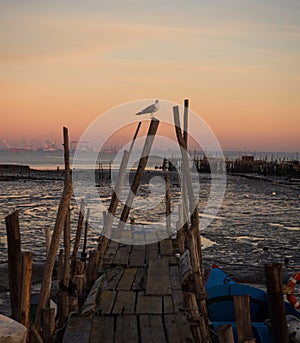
[206, 264, 300, 343]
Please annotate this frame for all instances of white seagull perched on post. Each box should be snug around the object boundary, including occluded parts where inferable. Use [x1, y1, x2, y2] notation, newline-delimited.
[135, 100, 159, 119]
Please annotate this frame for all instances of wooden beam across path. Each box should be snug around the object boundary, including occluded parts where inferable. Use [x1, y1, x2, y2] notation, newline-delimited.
[62, 238, 196, 343]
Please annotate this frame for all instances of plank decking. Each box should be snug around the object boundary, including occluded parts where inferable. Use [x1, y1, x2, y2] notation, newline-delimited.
[63, 238, 195, 343]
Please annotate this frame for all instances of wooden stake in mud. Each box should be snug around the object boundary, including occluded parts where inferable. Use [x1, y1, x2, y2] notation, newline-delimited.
[233, 295, 255, 342]
[103, 121, 142, 238]
[35, 127, 73, 330]
[165, 174, 171, 234]
[5, 210, 22, 320]
[115, 119, 160, 236]
[217, 324, 234, 343]
[96, 122, 142, 274]
[173, 104, 210, 342]
[71, 199, 85, 277]
[18, 251, 33, 328]
[81, 208, 90, 261]
[265, 263, 288, 343]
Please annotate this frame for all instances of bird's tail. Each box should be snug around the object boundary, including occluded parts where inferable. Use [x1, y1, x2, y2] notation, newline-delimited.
[135, 111, 142, 115]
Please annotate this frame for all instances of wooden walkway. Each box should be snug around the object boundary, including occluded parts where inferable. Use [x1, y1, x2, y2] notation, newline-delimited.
[63, 238, 195, 343]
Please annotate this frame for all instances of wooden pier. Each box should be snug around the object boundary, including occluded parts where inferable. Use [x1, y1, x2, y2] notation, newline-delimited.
[63, 238, 195, 343]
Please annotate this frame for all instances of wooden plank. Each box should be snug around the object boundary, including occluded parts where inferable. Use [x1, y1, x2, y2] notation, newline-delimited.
[112, 291, 136, 314]
[136, 293, 162, 314]
[145, 243, 159, 265]
[101, 268, 124, 290]
[115, 315, 139, 343]
[132, 267, 147, 291]
[102, 241, 119, 267]
[163, 296, 174, 314]
[129, 245, 146, 267]
[169, 266, 182, 290]
[113, 244, 132, 266]
[62, 314, 92, 343]
[160, 239, 174, 256]
[146, 258, 171, 295]
[164, 314, 194, 343]
[89, 315, 114, 343]
[96, 290, 116, 314]
[139, 315, 166, 343]
[172, 290, 184, 313]
[117, 268, 137, 291]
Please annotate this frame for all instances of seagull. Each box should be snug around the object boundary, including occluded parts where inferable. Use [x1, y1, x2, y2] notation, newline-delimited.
[135, 100, 159, 119]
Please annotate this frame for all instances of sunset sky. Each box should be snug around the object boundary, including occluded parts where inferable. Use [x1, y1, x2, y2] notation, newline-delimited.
[1, 0, 299, 152]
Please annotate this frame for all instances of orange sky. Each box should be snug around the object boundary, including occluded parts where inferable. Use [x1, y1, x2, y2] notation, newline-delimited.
[0, 1, 299, 152]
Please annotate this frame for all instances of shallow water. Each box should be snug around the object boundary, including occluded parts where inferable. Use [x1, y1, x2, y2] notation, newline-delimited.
[0, 174, 299, 268]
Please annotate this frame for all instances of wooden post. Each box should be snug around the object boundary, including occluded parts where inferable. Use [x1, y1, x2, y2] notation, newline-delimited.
[5, 210, 21, 320]
[81, 208, 90, 262]
[45, 227, 51, 256]
[116, 119, 160, 236]
[173, 105, 210, 342]
[183, 98, 189, 147]
[42, 308, 55, 343]
[61, 207, 71, 321]
[217, 324, 235, 343]
[183, 292, 203, 342]
[102, 121, 141, 239]
[68, 297, 79, 312]
[57, 249, 64, 325]
[18, 251, 33, 329]
[35, 127, 73, 330]
[233, 295, 255, 342]
[165, 174, 171, 234]
[86, 249, 100, 291]
[265, 263, 288, 343]
[177, 204, 185, 254]
[71, 199, 85, 277]
[74, 261, 85, 295]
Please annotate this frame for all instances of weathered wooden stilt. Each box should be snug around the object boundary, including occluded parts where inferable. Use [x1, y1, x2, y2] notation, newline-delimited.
[35, 127, 73, 330]
[81, 208, 90, 262]
[233, 295, 255, 343]
[71, 199, 85, 277]
[217, 324, 235, 343]
[265, 263, 288, 343]
[18, 251, 33, 329]
[116, 119, 160, 237]
[5, 210, 22, 320]
[165, 174, 171, 234]
[42, 308, 55, 343]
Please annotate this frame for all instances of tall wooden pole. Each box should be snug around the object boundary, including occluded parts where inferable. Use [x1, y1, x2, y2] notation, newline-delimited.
[71, 199, 85, 277]
[165, 174, 171, 234]
[116, 119, 160, 236]
[103, 121, 142, 238]
[18, 251, 33, 329]
[173, 104, 210, 342]
[35, 127, 73, 330]
[265, 263, 288, 343]
[81, 208, 90, 261]
[234, 295, 255, 342]
[5, 211, 22, 320]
